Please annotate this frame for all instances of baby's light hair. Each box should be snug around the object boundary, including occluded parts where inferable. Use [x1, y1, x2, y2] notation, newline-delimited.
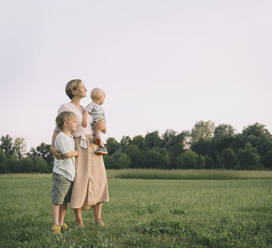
[65, 79, 82, 99]
[91, 88, 104, 101]
[56, 111, 77, 130]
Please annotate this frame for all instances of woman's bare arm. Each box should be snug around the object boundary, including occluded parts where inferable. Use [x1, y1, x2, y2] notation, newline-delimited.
[63, 150, 78, 158]
[50, 130, 63, 159]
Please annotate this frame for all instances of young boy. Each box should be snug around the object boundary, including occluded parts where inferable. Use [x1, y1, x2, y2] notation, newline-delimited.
[82, 88, 108, 155]
[51, 111, 78, 234]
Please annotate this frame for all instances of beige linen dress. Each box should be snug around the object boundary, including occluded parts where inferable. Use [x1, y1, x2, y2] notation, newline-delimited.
[56, 103, 109, 210]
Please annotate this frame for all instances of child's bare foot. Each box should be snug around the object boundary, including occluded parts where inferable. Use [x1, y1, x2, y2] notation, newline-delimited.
[93, 136, 101, 144]
[95, 146, 108, 155]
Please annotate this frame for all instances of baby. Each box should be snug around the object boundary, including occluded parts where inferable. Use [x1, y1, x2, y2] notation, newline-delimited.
[82, 88, 108, 155]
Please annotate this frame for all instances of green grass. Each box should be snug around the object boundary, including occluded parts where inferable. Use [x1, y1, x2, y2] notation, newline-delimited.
[109, 169, 272, 180]
[0, 172, 272, 247]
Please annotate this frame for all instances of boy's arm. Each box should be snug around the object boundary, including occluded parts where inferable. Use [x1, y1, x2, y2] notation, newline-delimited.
[63, 150, 78, 158]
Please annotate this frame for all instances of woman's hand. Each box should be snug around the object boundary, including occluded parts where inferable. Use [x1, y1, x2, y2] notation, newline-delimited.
[96, 120, 107, 134]
[50, 146, 64, 160]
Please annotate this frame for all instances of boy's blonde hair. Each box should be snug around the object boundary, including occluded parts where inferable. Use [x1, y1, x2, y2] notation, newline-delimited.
[91, 88, 104, 101]
[56, 111, 77, 130]
[66, 79, 82, 99]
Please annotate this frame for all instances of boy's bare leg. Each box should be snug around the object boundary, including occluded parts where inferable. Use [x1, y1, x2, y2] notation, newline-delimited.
[59, 203, 67, 226]
[52, 204, 60, 225]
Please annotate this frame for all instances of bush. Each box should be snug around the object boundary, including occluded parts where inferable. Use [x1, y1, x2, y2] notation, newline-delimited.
[176, 150, 205, 169]
[34, 158, 49, 173]
[204, 155, 216, 169]
[6, 158, 20, 173]
[104, 151, 131, 169]
[142, 148, 170, 169]
[21, 158, 34, 172]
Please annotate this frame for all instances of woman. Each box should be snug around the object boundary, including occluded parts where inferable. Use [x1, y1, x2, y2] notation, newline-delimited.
[50, 79, 109, 227]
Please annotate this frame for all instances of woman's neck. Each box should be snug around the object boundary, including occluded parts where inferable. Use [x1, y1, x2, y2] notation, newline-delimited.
[71, 97, 81, 108]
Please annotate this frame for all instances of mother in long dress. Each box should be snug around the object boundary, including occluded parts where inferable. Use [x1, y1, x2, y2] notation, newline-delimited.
[50, 79, 109, 227]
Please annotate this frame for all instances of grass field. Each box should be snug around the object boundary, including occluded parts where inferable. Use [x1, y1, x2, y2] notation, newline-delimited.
[0, 171, 272, 248]
[109, 169, 272, 180]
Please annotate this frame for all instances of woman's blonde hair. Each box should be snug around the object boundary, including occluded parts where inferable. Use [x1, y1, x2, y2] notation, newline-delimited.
[56, 111, 77, 130]
[66, 79, 82, 99]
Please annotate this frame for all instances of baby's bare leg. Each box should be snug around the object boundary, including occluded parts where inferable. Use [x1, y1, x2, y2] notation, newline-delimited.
[94, 127, 102, 137]
[93, 122, 102, 145]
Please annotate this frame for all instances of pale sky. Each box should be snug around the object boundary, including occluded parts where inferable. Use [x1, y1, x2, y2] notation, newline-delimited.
[0, 0, 271, 150]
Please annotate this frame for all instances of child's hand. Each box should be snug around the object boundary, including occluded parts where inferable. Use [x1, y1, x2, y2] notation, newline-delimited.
[51, 146, 64, 160]
[82, 119, 87, 128]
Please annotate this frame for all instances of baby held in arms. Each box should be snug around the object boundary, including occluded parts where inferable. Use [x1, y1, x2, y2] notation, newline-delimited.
[82, 88, 108, 155]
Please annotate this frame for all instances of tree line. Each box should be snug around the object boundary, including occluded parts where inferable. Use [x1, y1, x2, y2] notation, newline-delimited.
[0, 121, 271, 173]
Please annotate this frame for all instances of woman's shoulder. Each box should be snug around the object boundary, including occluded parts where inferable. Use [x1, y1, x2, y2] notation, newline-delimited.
[58, 102, 73, 113]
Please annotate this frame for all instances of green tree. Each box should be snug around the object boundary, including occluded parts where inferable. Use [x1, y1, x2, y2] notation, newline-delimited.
[237, 143, 262, 170]
[191, 120, 215, 144]
[126, 144, 143, 168]
[162, 130, 190, 168]
[0, 149, 7, 173]
[162, 129, 176, 147]
[109, 151, 131, 169]
[106, 137, 121, 155]
[118, 153, 131, 169]
[103, 155, 115, 169]
[144, 131, 162, 149]
[240, 123, 272, 168]
[214, 124, 235, 140]
[0, 135, 27, 159]
[131, 135, 144, 150]
[176, 150, 205, 169]
[120, 136, 131, 150]
[142, 148, 170, 169]
[0, 135, 15, 158]
[204, 155, 216, 169]
[27, 143, 53, 165]
[212, 124, 236, 154]
[263, 150, 272, 169]
[13, 138, 27, 159]
[222, 148, 236, 169]
[191, 138, 211, 156]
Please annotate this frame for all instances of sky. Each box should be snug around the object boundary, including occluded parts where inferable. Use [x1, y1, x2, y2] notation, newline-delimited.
[0, 0, 271, 150]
